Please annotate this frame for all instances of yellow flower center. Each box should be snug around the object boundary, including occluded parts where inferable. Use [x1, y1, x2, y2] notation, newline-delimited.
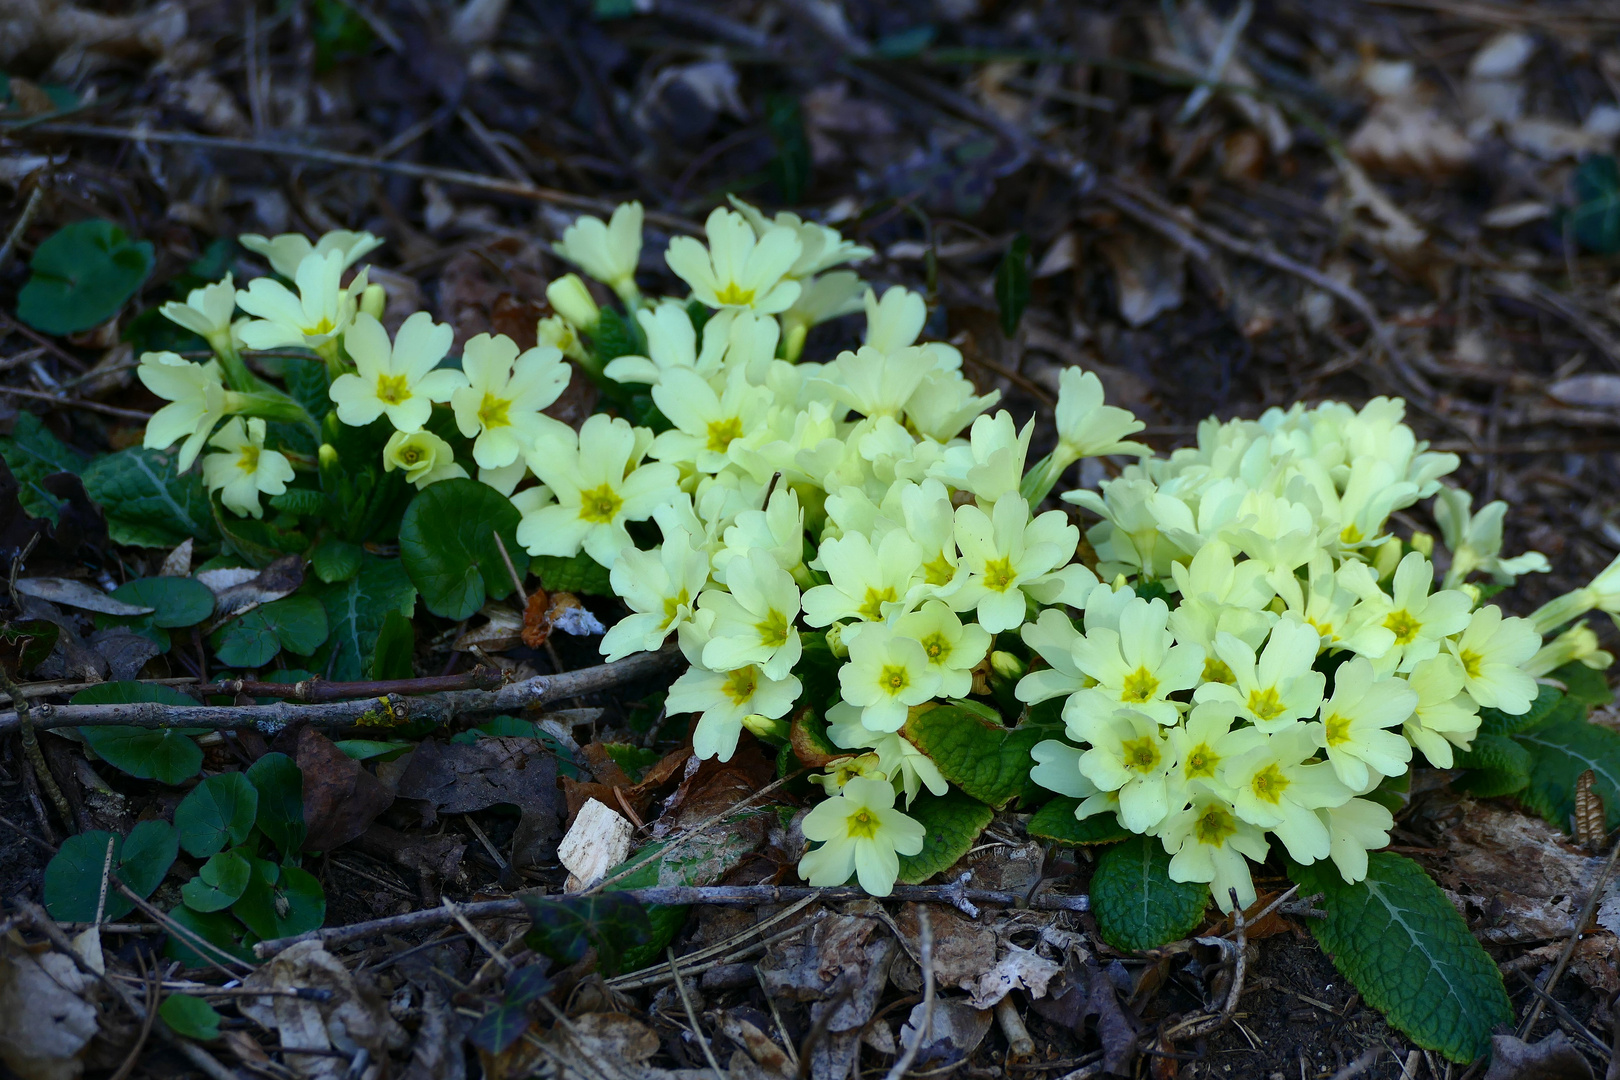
[922, 554, 955, 587]
[1250, 763, 1290, 804]
[756, 609, 790, 648]
[1323, 712, 1352, 747]
[1120, 666, 1160, 703]
[236, 444, 261, 474]
[662, 588, 690, 628]
[706, 416, 745, 454]
[1384, 609, 1421, 646]
[309, 316, 336, 335]
[1121, 735, 1160, 773]
[1202, 657, 1235, 684]
[1340, 523, 1364, 544]
[1247, 686, 1286, 721]
[846, 808, 879, 840]
[714, 282, 756, 306]
[578, 483, 623, 524]
[879, 665, 910, 695]
[982, 557, 1018, 592]
[397, 445, 424, 466]
[858, 586, 897, 621]
[376, 373, 412, 405]
[1306, 616, 1336, 641]
[1458, 648, 1483, 679]
[721, 667, 757, 704]
[1195, 804, 1237, 846]
[478, 392, 511, 430]
[1183, 743, 1219, 780]
[919, 633, 948, 662]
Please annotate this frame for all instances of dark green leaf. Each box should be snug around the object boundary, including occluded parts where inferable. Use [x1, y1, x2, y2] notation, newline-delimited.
[311, 0, 373, 72]
[1290, 853, 1512, 1062]
[247, 752, 307, 856]
[520, 893, 649, 976]
[398, 478, 522, 620]
[901, 704, 1044, 808]
[180, 850, 252, 913]
[160, 994, 222, 1040]
[897, 788, 994, 884]
[874, 25, 937, 58]
[1477, 684, 1573, 738]
[590, 308, 638, 365]
[312, 537, 361, 583]
[269, 487, 327, 517]
[1, 619, 59, 676]
[214, 507, 306, 568]
[602, 743, 663, 783]
[212, 595, 329, 669]
[1552, 662, 1612, 706]
[1090, 835, 1209, 951]
[73, 682, 204, 783]
[110, 577, 215, 628]
[0, 412, 85, 523]
[1518, 716, 1620, 832]
[233, 862, 325, 940]
[175, 773, 260, 857]
[1026, 798, 1132, 845]
[163, 905, 256, 968]
[1572, 155, 1620, 255]
[44, 821, 178, 922]
[1453, 733, 1533, 798]
[311, 554, 416, 680]
[994, 233, 1031, 338]
[531, 553, 613, 597]
[17, 220, 155, 335]
[282, 356, 332, 420]
[469, 967, 552, 1054]
[372, 609, 415, 680]
[82, 448, 219, 548]
[766, 94, 811, 204]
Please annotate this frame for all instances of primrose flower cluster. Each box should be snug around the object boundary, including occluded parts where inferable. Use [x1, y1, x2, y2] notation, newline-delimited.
[135, 200, 1614, 906]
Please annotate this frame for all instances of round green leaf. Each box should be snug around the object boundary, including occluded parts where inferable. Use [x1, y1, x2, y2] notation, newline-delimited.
[175, 773, 260, 858]
[159, 994, 222, 1041]
[44, 821, 178, 922]
[111, 577, 216, 628]
[1026, 798, 1133, 845]
[180, 850, 253, 913]
[211, 594, 329, 669]
[1090, 835, 1209, 952]
[896, 788, 994, 885]
[398, 478, 522, 619]
[163, 904, 256, 969]
[17, 220, 155, 335]
[246, 752, 306, 856]
[233, 862, 325, 940]
[73, 682, 205, 783]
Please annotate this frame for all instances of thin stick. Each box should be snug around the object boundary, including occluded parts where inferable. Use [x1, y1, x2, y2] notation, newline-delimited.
[114, 881, 253, 978]
[0, 662, 73, 830]
[669, 947, 727, 1080]
[608, 893, 820, 989]
[1172, 889, 1249, 1039]
[27, 122, 700, 234]
[491, 531, 528, 607]
[94, 834, 115, 927]
[0, 383, 154, 420]
[1175, 0, 1253, 123]
[882, 908, 933, 1080]
[0, 185, 45, 273]
[202, 665, 504, 703]
[1517, 834, 1620, 1038]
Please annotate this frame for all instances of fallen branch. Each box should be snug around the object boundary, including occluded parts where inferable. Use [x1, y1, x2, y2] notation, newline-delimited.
[253, 883, 1091, 958]
[0, 647, 681, 733]
[201, 665, 506, 703]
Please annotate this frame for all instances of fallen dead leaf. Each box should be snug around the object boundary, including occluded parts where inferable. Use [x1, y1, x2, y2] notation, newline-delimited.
[297, 727, 396, 853]
[0, 938, 97, 1080]
[1481, 1032, 1593, 1080]
[395, 736, 561, 826]
[1098, 231, 1184, 328]
[240, 940, 407, 1080]
[1548, 374, 1620, 410]
[15, 577, 150, 617]
[967, 943, 1061, 1010]
[900, 998, 993, 1066]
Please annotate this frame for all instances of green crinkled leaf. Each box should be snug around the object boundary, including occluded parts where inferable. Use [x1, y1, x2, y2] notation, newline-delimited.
[531, 552, 613, 597]
[1572, 155, 1620, 255]
[0, 412, 86, 523]
[268, 486, 327, 518]
[1090, 835, 1208, 951]
[232, 859, 325, 940]
[1477, 684, 1574, 738]
[44, 821, 178, 922]
[211, 595, 329, 669]
[312, 537, 361, 583]
[175, 773, 260, 858]
[215, 506, 306, 568]
[901, 704, 1042, 808]
[247, 752, 306, 856]
[1026, 798, 1132, 845]
[74, 682, 205, 783]
[897, 788, 994, 884]
[180, 850, 252, 913]
[1518, 716, 1620, 833]
[1551, 662, 1613, 706]
[159, 994, 222, 1040]
[311, 554, 416, 681]
[82, 448, 219, 548]
[1290, 853, 1511, 1063]
[994, 233, 1031, 338]
[602, 743, 663, 782]
[590, 307, 639, 365]
[17, 220, 155, 335]
[398, 478, 520, 619]
[110, 577, 215, 628]
[163, 905, 257, 968]
[1453, 733, 1533, 798]
[520, 893, 650, 976]
[282, 356, 331, 419]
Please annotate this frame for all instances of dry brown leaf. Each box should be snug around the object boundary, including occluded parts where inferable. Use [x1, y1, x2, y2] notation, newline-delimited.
[296, 727, 396, 853]
[1574, 769, 1606, 849]
[1097, 231, 1184, 328]
[1549, 373, 1620, 410]
[0, 938, 97, 1080]
[1347, 100, 1474, 177]
[1481, 1032, 1594, 1080]
[240, 941, 407, 1080]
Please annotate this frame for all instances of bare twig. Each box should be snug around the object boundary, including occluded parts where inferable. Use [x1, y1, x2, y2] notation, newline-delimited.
[0, 656, 73, 833]
[0, 185, 45, 273]
[202, 665, 504, 703]
[669, 947, 727, 1080]
[882, 907, 933, 1080]
[1175, 0, 1253, 123]
[1517, 834, 1620, 1038]
[0, 383, 153, 420]
[1172, 889, 1250, 1039]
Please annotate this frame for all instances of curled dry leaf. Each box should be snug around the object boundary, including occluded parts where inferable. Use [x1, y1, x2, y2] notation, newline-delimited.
[297, 727, 396, 853]
[240, 941, 408, 1080]
[159, 538, 193, 578]
[0, 937, 97, 1080]
[1098, 231, 1185, 328]
[900, 998, 994, 1066]
[1548, 374, 1620, 410]
[1481, 1032, 1594, 1080]
[208, 555, 305, 619]
[1574, 769, 1606, 850]
[15, 578, 151, 617]
[1438, 802, 1604, 944]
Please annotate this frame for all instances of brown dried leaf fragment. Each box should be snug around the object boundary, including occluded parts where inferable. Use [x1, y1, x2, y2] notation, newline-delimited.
[1574, 769, 1606, 850]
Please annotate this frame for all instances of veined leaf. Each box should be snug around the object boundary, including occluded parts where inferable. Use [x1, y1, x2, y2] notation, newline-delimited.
[1518, 716, 1620, 833]
[44, 821, 178, 922]
[897, 788, 994, 884]
[1026, 798, 1132, 845]
[1090, 835, 1208, 951]
[901, 704, 1043, 808]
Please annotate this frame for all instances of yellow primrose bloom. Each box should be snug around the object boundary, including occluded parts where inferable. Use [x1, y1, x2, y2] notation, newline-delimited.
[138, 352, 229, 471]
[697, 548, 802, 680]
[797, 775, 925, 897]
[1434, 486, 1549, 588]
[382, 430, 467, 489]
[201, 417, 293, 519]
[449, 333, 572, 469]
[239, 229, 382, 279]
[666, 629, 802, 762]
[554, 201, 643, 303]
[1447, 604, 1539, 714]
[838, 622, 943, 733]
[1314, 656, 1417, 790]
[1402, 655, 1480, 768]
[161, 274, 238, 357]
[893, 600, 991, 699]
[1158, 793, 1270, 913]
[329, 312, 465, 433]
[599, 526, 710, 662]
[665, 207, 802, 314]
[236, 250, 369, 361]
[1220, 722, 1351, 864]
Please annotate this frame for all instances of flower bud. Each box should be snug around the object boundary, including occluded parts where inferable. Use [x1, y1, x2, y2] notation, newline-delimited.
[537, 315, 588, 364]
[990, 650, 1025, 682]
[1373, 538, 1403, 582]
[360, 283, 387, 320]
[546, 273, 600, 332]
[823, 622, 850, 659]
[739, 713, 789, 741]
[1409, 531, 1434, 557]
[1526, 620, 1613, 676]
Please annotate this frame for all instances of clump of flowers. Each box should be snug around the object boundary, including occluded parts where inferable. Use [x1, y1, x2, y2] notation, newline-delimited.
[138, 201, 1611, 909]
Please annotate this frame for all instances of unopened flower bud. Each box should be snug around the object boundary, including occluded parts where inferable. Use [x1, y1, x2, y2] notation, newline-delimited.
[1409, 531, 1434, 557]
[360, 283, 387, 320]
[546, 273, 600, 332]
[824, 623, 850, 659]
[740, 713, 789, 741]
[990, 650, 1025, 682]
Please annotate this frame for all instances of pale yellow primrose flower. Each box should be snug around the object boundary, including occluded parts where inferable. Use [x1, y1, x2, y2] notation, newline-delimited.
[727, 196, 873, 279]
[161, 274, 238, 354]
[603, 301, 725, 386]
[1447, 604, 1540, 714]
[650, 366, 772, 474]
[1434, 486, 1550, 588]
[382, 430, 467, 489]
[825, 700, 949, 805]
[802, 529, 923, 626]
[1220, 722, 1350, 865]
[554, 202, 643, 303]
[201, 417, 293, 519]
[138, 352, 229, 471]
[666, 207, 802, 314]
[1071, 709, 1176, 833]
[1361, 552, 1472, 674]
[1193, 618, 1325, 734]
[450, 333, 572, 469]
[516, 414, 679, 567]
[537, 314, 589, 364]
[236, 250, 369, 358]
[329, 312, 465, 433]
[239, 229, 382, 279]
[953, 494, 1086, 635]
[1317, 797, 1393, 883]
[864, 286, 927, 354]
[697, 548, 802, 680]
[666, 614, 801, 762]
[1067, 595, 1204, 728]
[838, 622, 944, 733]
[797, 775, 925, 897]
[893, 599, 991, 699]
[1402, 655, 1480, 768]
[1526, 621, 1613, 676]
[1159, 793, 1270, 913]
[1315, 656, 1417, 791]
[600, 527, 710, 662]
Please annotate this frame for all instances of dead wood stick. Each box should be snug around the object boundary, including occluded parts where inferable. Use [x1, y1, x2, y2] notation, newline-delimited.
[883, 907, 934, 1080]
[1517, 833, 1620, 1039]
[0, 647, 681, 733]
[201, 665, 505, 703]
[253, 884, 1091, 958]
